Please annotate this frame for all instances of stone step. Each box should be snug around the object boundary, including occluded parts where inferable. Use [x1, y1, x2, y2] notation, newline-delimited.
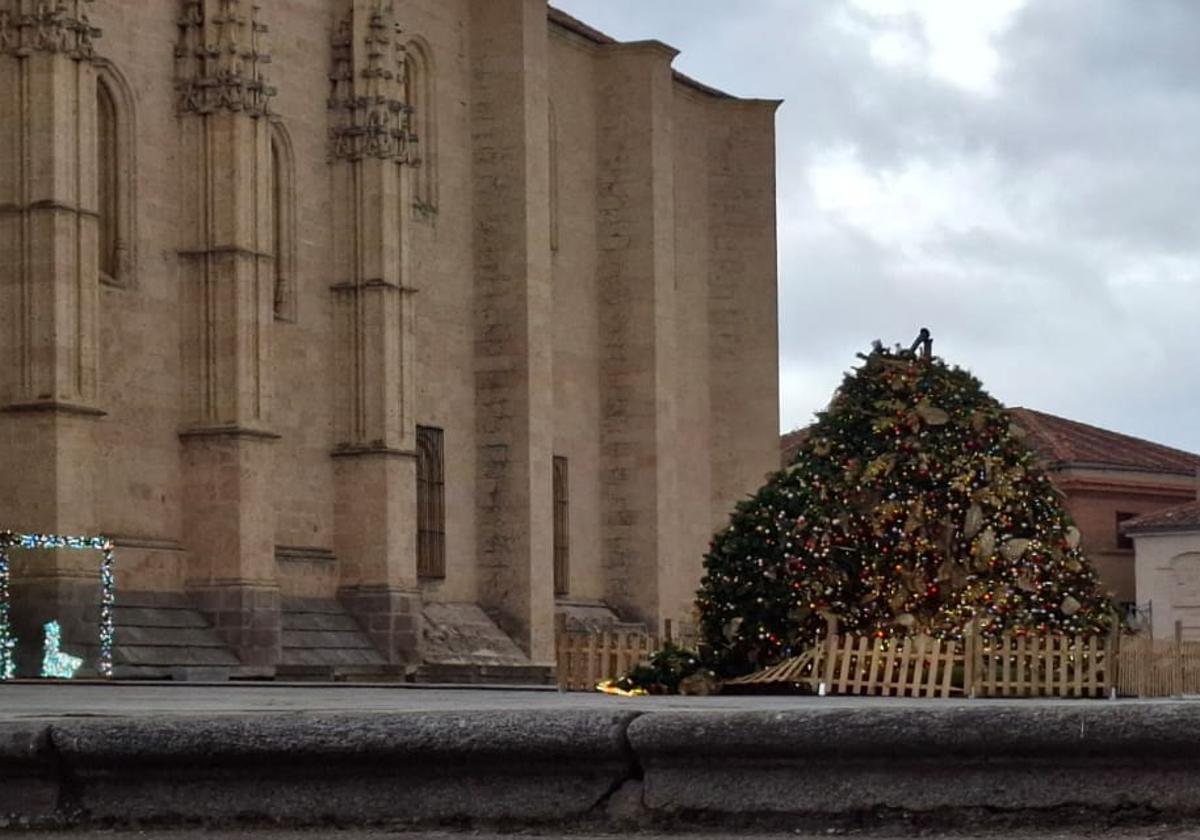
[113, 664, 234, 681]
[281, 647, 386, 667]
[115, 644, 240, 667]
[280, 598, 387, 670]
[281, 611, 362, 633]
[281, 597, 352, 614]
[281, 629, 380, 651]
[86, 606, 212, 628]
[114, 624, 234, 648]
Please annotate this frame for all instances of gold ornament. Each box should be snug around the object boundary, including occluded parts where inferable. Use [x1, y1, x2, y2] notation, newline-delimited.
[964, 504, 984, 538]
[1065, 526, 1081, 549]
[1001, 538, 1030, 562]
[916, 401, 950, 426]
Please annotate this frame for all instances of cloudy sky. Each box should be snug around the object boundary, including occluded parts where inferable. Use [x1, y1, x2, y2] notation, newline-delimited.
[553, 0, 1200, 453]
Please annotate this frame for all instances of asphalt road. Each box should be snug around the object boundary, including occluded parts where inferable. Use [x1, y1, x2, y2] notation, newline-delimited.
[1, 681, 1194, 721]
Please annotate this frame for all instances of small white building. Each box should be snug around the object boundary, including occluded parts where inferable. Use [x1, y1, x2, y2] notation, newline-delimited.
[1124, 500, 1200, 640]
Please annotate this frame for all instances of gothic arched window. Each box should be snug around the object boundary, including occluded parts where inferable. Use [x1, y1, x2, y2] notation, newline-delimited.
[268, 122, 296, 321]
[96, 66, 136, 287]
[404, 37, 437, 215]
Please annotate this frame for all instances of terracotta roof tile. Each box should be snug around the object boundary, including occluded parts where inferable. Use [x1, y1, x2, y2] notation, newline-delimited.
[1122, 500, 1200, 533]
[1009, 407, 1200, 476]
[781, 408, 1200, 476]
[780, 427, 810, 466]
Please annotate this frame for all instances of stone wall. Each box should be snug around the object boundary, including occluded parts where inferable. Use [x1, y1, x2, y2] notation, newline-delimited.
[0, 0, 780, 674]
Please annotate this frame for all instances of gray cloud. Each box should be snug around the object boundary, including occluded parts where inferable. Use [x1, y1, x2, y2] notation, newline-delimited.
[553, 0, 1200, 452]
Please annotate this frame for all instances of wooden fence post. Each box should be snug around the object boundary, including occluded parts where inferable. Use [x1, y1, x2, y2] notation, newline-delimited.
[1176, 620, 1185, 699]
[963, 620, 977, 699]
[1106, 621, 1120, 700]
[822, 615, 839, 695]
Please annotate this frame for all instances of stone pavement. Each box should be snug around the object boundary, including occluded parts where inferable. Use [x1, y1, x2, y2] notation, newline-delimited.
[4, 684, 1200, 833]
[0, 681, 1184, 719]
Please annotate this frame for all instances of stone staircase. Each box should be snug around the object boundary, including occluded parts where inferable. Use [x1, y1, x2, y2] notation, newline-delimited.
[277, 597, 398, 680]
[107, 591, 241, 680]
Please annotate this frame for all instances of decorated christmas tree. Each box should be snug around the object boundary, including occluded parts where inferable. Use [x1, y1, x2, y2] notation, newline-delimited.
[697, 333, 1117, 678]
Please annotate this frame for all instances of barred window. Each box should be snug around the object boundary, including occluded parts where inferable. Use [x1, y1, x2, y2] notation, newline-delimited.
[553, 455, 569, 596]
[417, 426, 446, 578]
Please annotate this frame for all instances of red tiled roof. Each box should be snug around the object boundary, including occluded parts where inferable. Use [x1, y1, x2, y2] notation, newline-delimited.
[780, 407, 1200, 476]
[1009, 407, 1200, 476]
[1122, 500, 1200, 533]
[780, 427, 810, 466]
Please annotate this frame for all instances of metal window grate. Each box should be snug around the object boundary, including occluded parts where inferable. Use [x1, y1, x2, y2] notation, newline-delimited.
[417, 426, 446, 579]
[553, 455, 569, 596]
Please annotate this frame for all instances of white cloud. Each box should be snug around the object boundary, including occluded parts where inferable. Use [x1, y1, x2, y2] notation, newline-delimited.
[806, 147, 1018, 251]
[842, 0, 1026, 95]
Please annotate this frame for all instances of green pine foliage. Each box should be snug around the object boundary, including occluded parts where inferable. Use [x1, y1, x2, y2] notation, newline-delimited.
[606, 642, 708, 695]
[697, 342, 1117, 678]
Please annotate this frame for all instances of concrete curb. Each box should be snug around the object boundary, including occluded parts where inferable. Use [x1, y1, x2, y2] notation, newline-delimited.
[5, 704, 1200, 829]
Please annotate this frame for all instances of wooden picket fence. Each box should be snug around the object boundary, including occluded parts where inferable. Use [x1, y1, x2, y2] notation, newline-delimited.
[556, 627, 658, 691]
[1115, 631, 1200, 698]
[556, 615, 1200, 699]
[731, 631, 962, 697]
[729, 618, 1118, 699]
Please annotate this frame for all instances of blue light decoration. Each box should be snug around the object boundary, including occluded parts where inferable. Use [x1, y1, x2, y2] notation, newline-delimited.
[0, 531, 116, 680]
[41, 620, 83, 679]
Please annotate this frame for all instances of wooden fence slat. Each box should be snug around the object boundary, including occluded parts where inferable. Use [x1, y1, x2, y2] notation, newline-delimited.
[921, 638, 938, 698]
[940, 638, 955, 698]
[1000, 636, 1011, 697]
[893, 636, 908, 697]
[963, 625, 977, 699]
[836, 634, 854, 694]
[856, 635, 871, 694]
[880, 637, 897, 697]
[909, 635, 925, 698]
[823, 619, 839, 693]
[1079, 636, 1088, 697]
[1042, 635, 1052, 698]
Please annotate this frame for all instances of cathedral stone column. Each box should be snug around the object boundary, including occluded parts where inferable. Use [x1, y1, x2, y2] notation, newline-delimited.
[469, 0, 555, 663]
[328, 0, 421, 664]
[175, 0, 280, 673]
[0, 0, 107, 675]
[595, 42, 681, 632]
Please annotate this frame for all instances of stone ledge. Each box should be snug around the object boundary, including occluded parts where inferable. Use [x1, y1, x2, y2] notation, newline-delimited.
[25, 710, 637, 826]
[7, 705, 1200, 830]
[628, 704, 1200, 820]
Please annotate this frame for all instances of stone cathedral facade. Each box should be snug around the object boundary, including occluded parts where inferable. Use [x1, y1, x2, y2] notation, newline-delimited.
[0, 0, 779, 679]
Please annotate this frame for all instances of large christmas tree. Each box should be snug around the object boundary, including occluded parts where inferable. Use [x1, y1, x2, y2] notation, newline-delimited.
[697, 335, 1116, 677]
